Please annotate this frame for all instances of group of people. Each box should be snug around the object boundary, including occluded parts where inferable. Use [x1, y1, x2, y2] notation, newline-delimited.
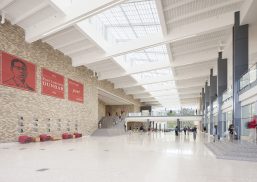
[175, 126, 197, 140]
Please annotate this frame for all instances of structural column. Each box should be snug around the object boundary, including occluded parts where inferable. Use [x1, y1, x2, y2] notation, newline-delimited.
[217, 52, 227, 137]
[201, 88, 205, 130]
[204, 82, 210, 132]
[209, 69, 217, 135]
[232, 11, 248, 139]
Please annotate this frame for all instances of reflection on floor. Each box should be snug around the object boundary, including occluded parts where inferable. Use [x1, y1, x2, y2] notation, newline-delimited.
[0, 132, 257, 182]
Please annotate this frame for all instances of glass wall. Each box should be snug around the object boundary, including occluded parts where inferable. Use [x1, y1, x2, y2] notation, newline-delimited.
[241, 102, 256, 136]
[241, 104, 251, 136]
[221, 110, 232, 134]
[239, 64, 257, 90]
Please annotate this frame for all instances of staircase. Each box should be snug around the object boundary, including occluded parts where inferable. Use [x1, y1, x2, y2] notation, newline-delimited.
[205, 140, 257, 162]
[91, 117, 126, 137]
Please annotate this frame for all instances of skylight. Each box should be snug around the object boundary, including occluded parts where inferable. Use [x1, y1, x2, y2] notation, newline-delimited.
[143, 81, 176, 91]
[132, 68, 173, 83]
[84, 0, 179, 107]
[116, 45, 170, 71]
[88, 0, 161, 44]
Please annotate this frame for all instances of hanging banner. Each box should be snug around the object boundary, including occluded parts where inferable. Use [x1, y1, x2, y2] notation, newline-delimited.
[0, 51, 36, 92]
[68, 79, 84, 103]
[41, 68, 64, 99]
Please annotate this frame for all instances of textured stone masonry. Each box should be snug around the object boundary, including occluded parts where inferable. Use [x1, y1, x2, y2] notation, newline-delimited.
[0, 20, 140, 142]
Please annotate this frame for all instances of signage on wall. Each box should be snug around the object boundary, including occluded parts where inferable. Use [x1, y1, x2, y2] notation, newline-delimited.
[0, 51, 36, 92]
[68, 79, 84, 103]
[41, 68, 64, 99]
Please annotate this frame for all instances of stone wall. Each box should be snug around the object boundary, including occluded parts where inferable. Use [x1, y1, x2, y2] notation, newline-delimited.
[98, 100, 106, 121]
[0, 21, 140, 142]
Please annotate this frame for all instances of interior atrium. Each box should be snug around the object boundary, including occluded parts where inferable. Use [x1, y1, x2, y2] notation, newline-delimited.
[0, 0, 257, 181]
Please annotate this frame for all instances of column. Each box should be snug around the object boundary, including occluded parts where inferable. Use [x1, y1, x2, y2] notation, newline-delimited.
[209, 69, 217, 135]
[217, 52, 227, 137]
[204, 82, 210, 132]
[201, 88, 205, 130]
[233, 11, 248, 139]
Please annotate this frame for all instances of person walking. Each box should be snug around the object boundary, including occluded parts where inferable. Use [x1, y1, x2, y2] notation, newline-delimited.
[228, 124, 234, 142]
[213, 125, 218, 142]
[192, 126, 197, 141]
[183, 127, 187, 135]
[175, 126, 179, 136]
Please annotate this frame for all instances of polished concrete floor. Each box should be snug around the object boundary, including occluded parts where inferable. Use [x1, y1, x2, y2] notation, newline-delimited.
[0, 132, 257, 182]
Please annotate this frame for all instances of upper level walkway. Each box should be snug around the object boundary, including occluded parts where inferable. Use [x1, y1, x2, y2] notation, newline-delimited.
[125, 115, 203, 122]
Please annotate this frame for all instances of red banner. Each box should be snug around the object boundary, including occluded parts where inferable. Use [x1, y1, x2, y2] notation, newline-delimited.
[41, 68, 64, 99]
[68, 79, 84, 103]
[0, 51, 36, 92]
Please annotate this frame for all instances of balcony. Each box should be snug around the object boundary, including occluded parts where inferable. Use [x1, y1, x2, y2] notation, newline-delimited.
[222, 89, 232, 103]
[239, 64, 257, 93]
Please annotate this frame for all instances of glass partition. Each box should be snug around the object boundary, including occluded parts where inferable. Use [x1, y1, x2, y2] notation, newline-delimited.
[128, 108, 198, 117]
[239, 64, 257, 90]
[222, 89, 232, 103]
[241, 104, 251, 136]
[241, 102, 257, 136]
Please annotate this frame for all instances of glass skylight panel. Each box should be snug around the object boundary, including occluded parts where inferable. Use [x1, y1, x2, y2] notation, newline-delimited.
[132, 68, 173, 83]
[116, 45, 170, 70]
[88, 0, 161, 44]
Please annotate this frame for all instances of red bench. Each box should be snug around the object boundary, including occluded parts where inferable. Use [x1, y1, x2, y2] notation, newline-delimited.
[18, 135, 34, 144]
[74, 133, 82, 138]
[62, 133, 73, 139]
[39, 134, 52, 142]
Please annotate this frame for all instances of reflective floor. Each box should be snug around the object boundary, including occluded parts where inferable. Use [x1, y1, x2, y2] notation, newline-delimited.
[0, 132, 257, 182]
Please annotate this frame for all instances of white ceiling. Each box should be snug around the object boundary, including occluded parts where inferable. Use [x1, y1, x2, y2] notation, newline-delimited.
[1, 0, 256, 109]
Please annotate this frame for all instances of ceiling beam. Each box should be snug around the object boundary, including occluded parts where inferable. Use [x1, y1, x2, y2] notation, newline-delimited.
[166, 0, 242, 25]
[115, 78, 174, 89]
[140, 98, 157, 102]
[177, 83, 205, 90]
[12, 1, 49, 25]
[114, 72, 209, 89]
[25, 0, 126, 42]
[98, 64, 171, 80]
[143, 101, 160, 106]
[72, 12, 234, 66]
[0, 0, 15, 10]
[55, 37, 87, 50]
[241, 0, 257, 25]
[126, 88, 175, 95]
[173, 53, 217, 67]
[138, 94, 179, 100]
[179, 91, 202, 95]
[42, 26, 75, 42]
[163, 0, 194, 12]
[173, 46, 219, 58]
[62, 44, 95, 55]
